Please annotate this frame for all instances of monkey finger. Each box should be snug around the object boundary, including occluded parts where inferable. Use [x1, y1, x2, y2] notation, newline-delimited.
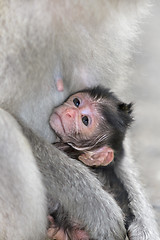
[47, 228, 57, 239]
[48, 215, 55, 226]
[47, 227, 68, 240]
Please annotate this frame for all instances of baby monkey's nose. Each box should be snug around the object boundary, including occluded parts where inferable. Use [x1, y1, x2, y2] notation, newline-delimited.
[65, 108, 76, 118]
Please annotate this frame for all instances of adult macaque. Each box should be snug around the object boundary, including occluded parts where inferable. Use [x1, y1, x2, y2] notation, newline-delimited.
[0, 1, 159, 240]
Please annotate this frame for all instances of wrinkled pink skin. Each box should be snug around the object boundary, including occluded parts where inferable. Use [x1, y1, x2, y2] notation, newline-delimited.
[47, 215, 90, 240]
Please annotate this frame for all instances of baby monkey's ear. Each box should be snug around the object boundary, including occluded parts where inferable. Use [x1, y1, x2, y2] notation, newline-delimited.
[118, 102, 133, 115]
[78, 146, 114, 167]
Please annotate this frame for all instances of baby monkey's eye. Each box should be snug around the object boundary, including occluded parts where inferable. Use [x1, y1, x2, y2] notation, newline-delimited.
[82, 116, 89, 126]
[73, 98, 80, 107]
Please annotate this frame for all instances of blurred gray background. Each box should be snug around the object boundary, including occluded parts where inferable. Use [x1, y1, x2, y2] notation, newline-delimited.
[129, 0, 160, 229]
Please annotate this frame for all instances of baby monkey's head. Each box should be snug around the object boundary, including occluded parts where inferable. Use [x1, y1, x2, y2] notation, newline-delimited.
[50, 85, 133, 166]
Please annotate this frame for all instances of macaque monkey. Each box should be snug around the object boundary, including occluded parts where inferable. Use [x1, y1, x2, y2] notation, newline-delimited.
[49, 86, 133, 239]
[50, 85, 133, 167]
[0, 1, 159, 240]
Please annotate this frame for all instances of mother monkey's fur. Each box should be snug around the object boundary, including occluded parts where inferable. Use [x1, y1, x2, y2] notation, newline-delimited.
[0, 1, 159, 240]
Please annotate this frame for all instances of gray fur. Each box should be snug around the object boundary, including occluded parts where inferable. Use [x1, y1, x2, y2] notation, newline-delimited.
[0, 109, 47, 240]
[22, 125, 126, 239]
[0, 0, 159, 239]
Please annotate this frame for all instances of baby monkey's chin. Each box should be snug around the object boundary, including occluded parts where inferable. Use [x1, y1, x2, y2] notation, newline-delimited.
[50, 112, 65, 136]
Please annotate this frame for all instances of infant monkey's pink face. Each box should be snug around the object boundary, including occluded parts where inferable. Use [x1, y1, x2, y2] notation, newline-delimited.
[50, 93, 100, 142]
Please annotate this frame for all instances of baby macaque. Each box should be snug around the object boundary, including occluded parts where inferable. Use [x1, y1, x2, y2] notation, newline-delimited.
[49, 85, 133, 239]
[50, 85, 133, 167]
